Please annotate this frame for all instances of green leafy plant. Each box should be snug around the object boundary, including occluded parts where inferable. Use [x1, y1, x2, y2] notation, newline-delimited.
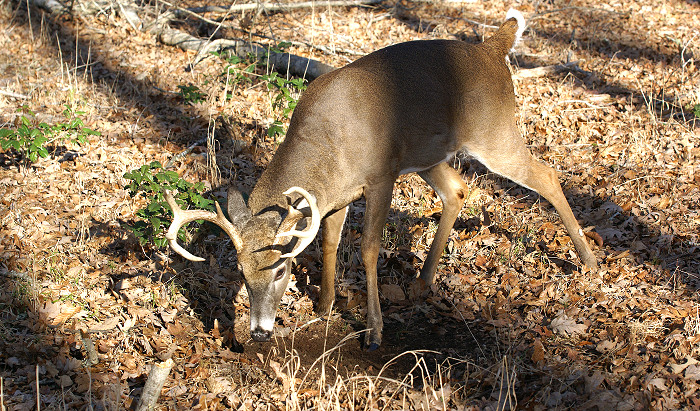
[176, 84, 207, 105]
[261, 72, 307, 140]
[124, 161, 214, 248]
[693, 103, 700, 118]
[0, 106, 99, 163]
[214, 43, 307, 139]
[216, 53, 258, 89]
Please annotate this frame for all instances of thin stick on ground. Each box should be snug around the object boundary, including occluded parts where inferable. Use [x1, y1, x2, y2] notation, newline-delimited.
[135, 358, 175, 411]
[35, 365, 40, 411]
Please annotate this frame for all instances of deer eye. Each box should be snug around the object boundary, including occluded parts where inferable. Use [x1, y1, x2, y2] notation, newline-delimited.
[273, 266, 286, 281]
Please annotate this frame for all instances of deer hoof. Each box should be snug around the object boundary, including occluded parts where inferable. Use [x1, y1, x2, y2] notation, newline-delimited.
[251, 327, 272, 342]
[364, 329, 382, 351]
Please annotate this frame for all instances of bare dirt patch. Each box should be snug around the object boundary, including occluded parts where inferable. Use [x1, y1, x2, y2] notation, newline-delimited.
[1, 0, 699, 409]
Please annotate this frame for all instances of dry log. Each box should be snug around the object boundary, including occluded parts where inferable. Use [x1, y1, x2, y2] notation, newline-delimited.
[187, 0, 382, 14]
[153, 24, 336, 79]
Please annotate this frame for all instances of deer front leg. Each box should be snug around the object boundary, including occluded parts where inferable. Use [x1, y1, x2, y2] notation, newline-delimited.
[318, 206, 348, 314]
[360, 183, 394, 350]
[418, 163, 469, 284]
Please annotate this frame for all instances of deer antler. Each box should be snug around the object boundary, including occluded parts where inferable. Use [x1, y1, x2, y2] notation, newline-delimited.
[275, 187, 321, 259]
[164, 190, 243, 261]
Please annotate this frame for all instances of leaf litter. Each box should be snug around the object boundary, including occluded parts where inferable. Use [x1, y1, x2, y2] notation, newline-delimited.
[0, 0, 699, 409]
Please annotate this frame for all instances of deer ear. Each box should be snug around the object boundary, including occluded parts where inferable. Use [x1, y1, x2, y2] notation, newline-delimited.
[227, 188, 251, 227]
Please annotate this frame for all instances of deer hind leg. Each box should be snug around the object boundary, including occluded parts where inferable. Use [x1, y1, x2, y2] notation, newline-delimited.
[417, 162, 469, 284]
[318, 206, 348, 314]
[472, 142, 598, 270]
[360, 182, 394, 350]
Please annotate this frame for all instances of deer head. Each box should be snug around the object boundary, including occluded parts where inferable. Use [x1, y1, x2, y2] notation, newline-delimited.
[164, 186, 320, 341]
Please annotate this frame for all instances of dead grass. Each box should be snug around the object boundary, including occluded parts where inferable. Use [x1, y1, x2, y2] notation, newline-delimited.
[1, 0, 700, 408]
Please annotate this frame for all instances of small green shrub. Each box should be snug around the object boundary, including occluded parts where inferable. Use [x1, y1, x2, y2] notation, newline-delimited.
[176, 84, 207, 105]
[693, 103, 700, 118]
[261, 72, 307, 140]
[0, 106, 99, 163]
[215, 43, 308, 140]
[124, 161, 214, 248]
[218, 53, 258, 88]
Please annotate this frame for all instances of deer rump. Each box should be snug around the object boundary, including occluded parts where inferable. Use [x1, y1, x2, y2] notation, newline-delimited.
[165, 9, 597, 350]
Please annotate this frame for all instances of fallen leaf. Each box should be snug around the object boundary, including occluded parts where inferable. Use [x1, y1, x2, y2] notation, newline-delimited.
[381, 284, 405, 303]
[38, 300, 82, 326]
[551, 314, 587, 336]
[685, 365, 700, 381]
[596, 339, 618, 354]
[669, 356, 700, 374]
[532, 338, 545, 364]
[160, 307, 177, 323]
[647, 378, 667, 392]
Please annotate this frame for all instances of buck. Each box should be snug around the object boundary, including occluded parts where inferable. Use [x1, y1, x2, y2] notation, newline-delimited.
[164, 9, 597, 349]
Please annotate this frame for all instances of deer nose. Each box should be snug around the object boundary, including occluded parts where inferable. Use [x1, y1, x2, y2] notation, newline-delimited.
[251, 327, 272, 342]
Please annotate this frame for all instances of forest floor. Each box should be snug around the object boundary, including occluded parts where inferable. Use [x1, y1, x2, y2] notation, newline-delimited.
[0, 0, 699, 409]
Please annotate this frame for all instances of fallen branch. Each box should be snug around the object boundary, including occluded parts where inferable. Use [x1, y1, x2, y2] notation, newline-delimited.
[161, 2, 365, 58]
[28, 0, 65, 13]
[188, 0, 382, 14]
[0, 90, 29, 99]
[512, 61, 591, 80]
[135, 358, 175, 411]
[116, 0, 142, 30]
[153, 23, 336, 79]
[165, 135, 208, 169]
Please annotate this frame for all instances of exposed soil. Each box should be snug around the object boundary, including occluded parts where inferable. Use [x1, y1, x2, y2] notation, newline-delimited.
[1, 0, 699, 409]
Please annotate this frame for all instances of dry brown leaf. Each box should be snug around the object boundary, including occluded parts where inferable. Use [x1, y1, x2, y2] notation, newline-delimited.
[159, 307, 177, 323]
[685, 365, 700, 381]
[669, 356, 700, 374]
[532, 338, 545, 364]
[381, 284, 405, 303]
[551, 314, 587, 336]
[38, 300, 82, 326]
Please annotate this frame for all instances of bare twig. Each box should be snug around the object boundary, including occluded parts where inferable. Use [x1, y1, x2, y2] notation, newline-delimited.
[36, 365, 40, 411]
[116, 0, 142, 30]
[0, 89, 29, 99]
[135, 358, 175, 411]
[164, 136, 208, 169]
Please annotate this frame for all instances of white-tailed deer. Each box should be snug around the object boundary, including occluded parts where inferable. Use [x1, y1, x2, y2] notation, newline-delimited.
[164, 9, 597, 350]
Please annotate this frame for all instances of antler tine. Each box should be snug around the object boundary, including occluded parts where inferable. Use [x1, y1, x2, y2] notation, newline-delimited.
[275, 187, 321, 259]
[163, 190, 243, 261]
